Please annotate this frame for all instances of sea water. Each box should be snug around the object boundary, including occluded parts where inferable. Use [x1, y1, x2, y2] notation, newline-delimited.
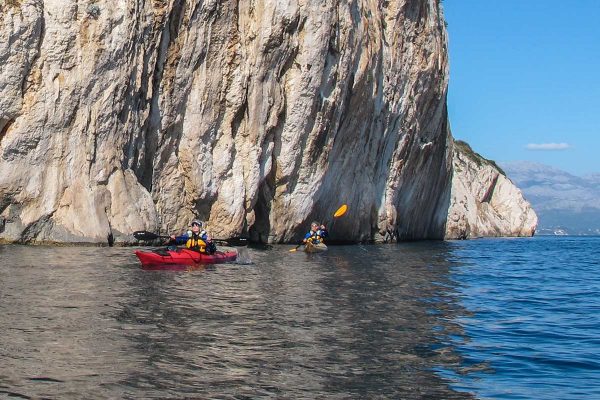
[0, 236, 598, 399]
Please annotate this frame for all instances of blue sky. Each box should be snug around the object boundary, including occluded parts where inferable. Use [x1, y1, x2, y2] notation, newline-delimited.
[444, 0, 600, 175]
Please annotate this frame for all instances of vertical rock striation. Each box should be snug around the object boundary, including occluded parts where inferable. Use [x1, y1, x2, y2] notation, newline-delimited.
[0, 1, 534, 244]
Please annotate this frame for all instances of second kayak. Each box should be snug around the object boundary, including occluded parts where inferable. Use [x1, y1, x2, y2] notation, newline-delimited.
[135, 248, 237, 267]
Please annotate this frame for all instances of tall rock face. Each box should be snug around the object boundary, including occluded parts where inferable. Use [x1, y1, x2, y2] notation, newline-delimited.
[1, 0, 454, 244]
[446, 141, 537, 239]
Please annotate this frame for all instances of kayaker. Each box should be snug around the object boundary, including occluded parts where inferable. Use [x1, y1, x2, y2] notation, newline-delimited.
[303, 221, 328, 245]
[169, 220, 217, 254]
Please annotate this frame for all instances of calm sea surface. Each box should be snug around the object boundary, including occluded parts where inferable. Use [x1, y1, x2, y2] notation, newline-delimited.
[0, 236, 598, 399]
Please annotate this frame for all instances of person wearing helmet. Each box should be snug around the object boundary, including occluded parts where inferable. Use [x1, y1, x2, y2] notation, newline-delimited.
[303, 221, 328, 245]
[169, 219, 216, 254]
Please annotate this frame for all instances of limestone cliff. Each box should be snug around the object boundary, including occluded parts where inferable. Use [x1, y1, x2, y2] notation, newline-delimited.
[445, 141, 537, 239]
[0, 1, 532, 245]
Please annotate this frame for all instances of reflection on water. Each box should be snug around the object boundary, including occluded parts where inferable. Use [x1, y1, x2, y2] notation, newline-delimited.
[0, 243, 473, 398]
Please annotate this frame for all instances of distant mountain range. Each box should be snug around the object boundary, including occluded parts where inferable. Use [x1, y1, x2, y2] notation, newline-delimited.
[500, 161, 600, 235]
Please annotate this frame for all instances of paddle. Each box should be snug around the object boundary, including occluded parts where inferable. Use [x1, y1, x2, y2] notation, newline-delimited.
[132, 231, 248, 247]
[289, 204, 348, 252]
[133, 231, 170, 241]
[212, 237, 248, 247]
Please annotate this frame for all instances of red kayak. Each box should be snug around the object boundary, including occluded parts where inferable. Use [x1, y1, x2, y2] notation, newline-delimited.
[135, 248, 237, 267]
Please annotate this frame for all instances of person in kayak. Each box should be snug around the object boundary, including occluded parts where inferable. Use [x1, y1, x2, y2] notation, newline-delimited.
[169, 220, 217, 254]
[304, 221, 328, 245]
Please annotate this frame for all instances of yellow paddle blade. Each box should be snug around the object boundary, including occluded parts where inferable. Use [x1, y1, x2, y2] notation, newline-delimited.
[333, 204, 348, 218]
[289, 244, 303, 252]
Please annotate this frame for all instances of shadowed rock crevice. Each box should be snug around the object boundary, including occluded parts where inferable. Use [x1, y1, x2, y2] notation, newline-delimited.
[20, 4, 44, 103]
[137, 9, 175, 192]
[481, 174, 499, 204]
[248, 169, 275, 243]
[20, 211, 55, 243]
[0, 118, 14, 146]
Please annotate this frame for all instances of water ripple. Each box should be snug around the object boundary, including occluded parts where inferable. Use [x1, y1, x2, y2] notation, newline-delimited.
[442, 236, 600, 399]
[1, 238, 598, 398]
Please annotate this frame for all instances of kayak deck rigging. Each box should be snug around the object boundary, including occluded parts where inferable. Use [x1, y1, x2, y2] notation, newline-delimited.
[135, 247, 237, 266]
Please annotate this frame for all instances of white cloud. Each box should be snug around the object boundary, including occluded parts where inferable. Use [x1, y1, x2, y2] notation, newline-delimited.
[525, 143, 571, 151]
